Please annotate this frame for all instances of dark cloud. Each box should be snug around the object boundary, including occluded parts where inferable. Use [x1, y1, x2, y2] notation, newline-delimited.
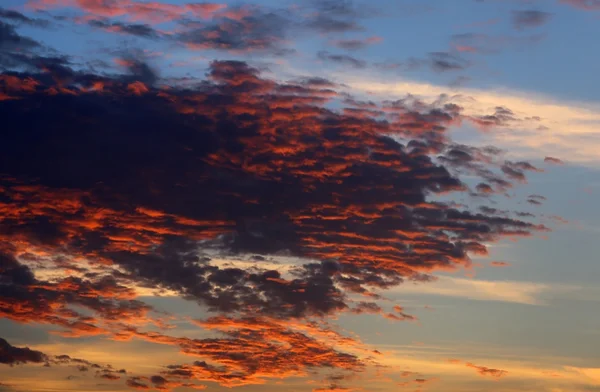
[306, 16, 363, 33]
[330, 36, 382, 50]
[527, 194, 546, 205]
[0, 60, 547, 322]
[317, 51, 367, 68]
[0, 249, 154, 338]
[175, 8, 291, 54]
[0, 21, 550, 386]
[427, 52, 471, 72]
[511, 10, 553, 29]
[116, 57, 159, 86]
[544, 156, 564, 165]
[470, 106, 517, 128]
[87, 19, 159, 38]
[0, 338, 46, 365]
[501, 160, 543, 182]
[126, 377, 150, 389]
[0, 8, 49, 27]
[0, 22, 71, 74]
[376, 52, 470, 73]
[304, 0, 370, 33]
[0, 21, 41, 52]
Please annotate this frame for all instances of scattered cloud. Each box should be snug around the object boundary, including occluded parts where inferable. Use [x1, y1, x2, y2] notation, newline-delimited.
[330, 36, 382, 50]
[511, 10, 553, 30]
[0, 26, 550, 386]
[544, 156, 565, 165]
[317, 51, 367, 68]
[87, 19, 160, 38]
[340, 74, 600, 165]
[560, 0, 600, 11]
[0, 338, 46, 365]
[449, 359, 509, 379]
[0, 2, 592, 391]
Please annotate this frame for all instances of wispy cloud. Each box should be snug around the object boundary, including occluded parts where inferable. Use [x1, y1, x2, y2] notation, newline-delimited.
[335, 73, 600, 166]
[378, 344, 600, 390]
[388, 276, 573, 305]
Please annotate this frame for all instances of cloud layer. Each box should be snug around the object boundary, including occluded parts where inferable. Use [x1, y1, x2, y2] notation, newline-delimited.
[0, 1, 579, 391]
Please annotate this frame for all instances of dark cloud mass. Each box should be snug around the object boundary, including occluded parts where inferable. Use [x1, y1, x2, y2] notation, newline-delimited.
[511, 10, 553, 30]
[87, 19, 159, 38]
[317, 50, 367, 68]
[0, 7, 49, 27]
[175, 8, 290, 53]
[0, 20, 41, 52]
[0, 338, 46, 365]
[0, 11, 552, 389]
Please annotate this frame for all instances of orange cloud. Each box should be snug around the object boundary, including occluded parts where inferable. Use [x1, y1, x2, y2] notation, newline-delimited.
[490, 261, 511, 267]
[27, 0, 227, 24]
[0, 58, 551, 391]
[449, 359, 508, 379]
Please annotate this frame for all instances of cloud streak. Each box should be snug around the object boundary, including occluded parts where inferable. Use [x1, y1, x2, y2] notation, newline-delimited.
[341, 74, 600, 165]
[0, 2, 576, 390]
[389, 276, 572, 305]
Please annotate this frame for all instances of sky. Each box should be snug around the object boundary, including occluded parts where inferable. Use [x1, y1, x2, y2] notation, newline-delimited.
[0, 0, 599, 391]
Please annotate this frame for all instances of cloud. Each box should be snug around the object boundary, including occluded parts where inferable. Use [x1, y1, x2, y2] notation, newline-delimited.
[0, 61, 548, 311]
[27, 0, 227, 24]
[0, 338, 46, 365]
[306, 16, 363, 33]
[0, 336, 126, 385]
[560, 0, 600, 11]
[330, 36, 382, 50]
[0, 23, 552, 389]
[527, 194, 546, 205]
[338, 74, 600, 165]
[26, 1, 298, 55]
[106, 315, 368, 387]
[87, 19, 159, 38]
[175, 7, 292, 54]
[375, 52, 471, 73]
[427, 52, 471, 72]
[449, 359, 508, 379]
[0, 21, 41, 53]
[544, 156, 564, 165]
[389, 276, 563, 305]
[317, 51, 367, 68]
[0, 7, 49, 27]
[24, 0, 375, 56]
[511, 10, 553, 30]
[304, 0, 371, 33]
[313, 386, 353, 392]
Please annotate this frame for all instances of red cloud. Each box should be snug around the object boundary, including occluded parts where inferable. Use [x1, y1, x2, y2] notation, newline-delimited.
[544, 156, 564, 165]
[490, 261, 511, 267]
[449, 359, 508, 379]
[0, 59, 550, 390]
[560, 0, 600, 10]
[114, 316, 366, 387]
[27, 0, 227, 23]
